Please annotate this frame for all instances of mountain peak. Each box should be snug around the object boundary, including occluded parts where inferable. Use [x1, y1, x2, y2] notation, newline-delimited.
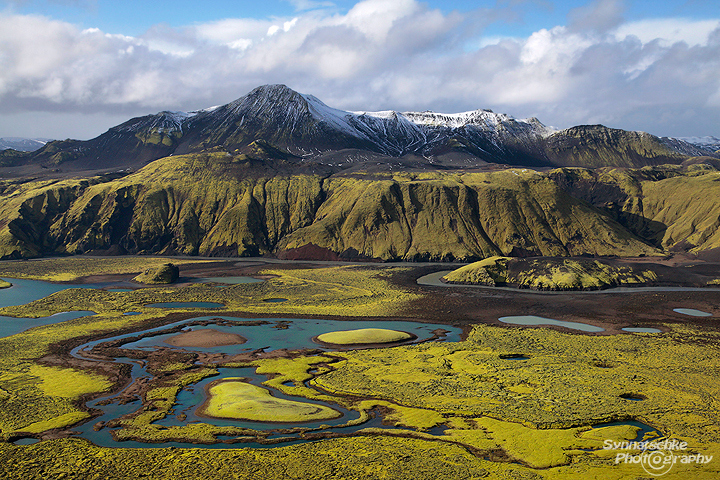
[247, 84, 300, 96]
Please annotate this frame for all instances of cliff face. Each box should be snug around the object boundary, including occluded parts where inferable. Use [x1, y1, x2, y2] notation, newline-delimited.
[549, 164, 720, 255]
[0, 153, 662, 261]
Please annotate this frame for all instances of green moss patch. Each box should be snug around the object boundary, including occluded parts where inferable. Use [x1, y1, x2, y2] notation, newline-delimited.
[316, 328, 413, 345]
[444, 257, 658, 290]
[199, 379, 341, 422]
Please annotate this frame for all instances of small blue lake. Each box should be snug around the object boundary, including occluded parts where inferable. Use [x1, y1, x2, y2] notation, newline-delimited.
[0, 278, 104, 338]
[673, 308, 713, 317]
[498, 315, 605, 332]
[622, 327, 662, 334]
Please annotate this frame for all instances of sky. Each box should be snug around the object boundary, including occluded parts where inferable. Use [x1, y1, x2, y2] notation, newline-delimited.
[0, 0, 719, 140]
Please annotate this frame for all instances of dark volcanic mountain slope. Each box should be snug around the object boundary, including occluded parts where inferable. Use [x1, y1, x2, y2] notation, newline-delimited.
[543, 126, 687, 168]
[0, 154, 658, 260]
[175, 85, 383, 156]
[6, 85, 711, 175]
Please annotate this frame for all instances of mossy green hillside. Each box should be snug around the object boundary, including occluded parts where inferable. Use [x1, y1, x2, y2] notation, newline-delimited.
[277, 170, 656, 259]
[0, 155, 658, 261]
[551, 165, 720, 253]
[444, 257, 658, 289]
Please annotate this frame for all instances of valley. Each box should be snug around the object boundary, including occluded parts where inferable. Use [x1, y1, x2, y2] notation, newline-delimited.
[1, 84, 720, 479]
[0, 257, 719, 478]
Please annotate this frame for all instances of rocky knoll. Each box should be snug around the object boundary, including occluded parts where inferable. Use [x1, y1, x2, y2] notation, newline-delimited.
[132, 263, 179, 284]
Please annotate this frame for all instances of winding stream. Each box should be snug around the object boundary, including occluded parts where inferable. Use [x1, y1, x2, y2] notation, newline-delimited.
[0, 274, 666, 449]
[69, 317, 463, 448]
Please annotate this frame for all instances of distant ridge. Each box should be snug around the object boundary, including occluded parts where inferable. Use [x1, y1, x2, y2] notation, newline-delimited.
[0, 137, 51, 152]
[1, 84, 717, 175]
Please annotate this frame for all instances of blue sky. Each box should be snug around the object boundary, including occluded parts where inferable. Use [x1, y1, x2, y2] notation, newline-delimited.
[1, 0, 719, 139]
[7, 1, 717, 37]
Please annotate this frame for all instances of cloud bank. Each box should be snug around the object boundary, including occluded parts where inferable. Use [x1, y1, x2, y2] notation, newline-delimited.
[1, 0, 719, 138]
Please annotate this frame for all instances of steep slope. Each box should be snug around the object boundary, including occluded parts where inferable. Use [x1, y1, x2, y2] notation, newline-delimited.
[543, 126, 687, 168]
[550, 164, 720, 254]
[0, 155, 658, 261]
[276, 170, 655, 260]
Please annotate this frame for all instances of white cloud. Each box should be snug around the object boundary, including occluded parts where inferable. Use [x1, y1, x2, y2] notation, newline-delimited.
[342, 0, 420, 42]
[0, 2, 720, 139]
[268, 18, 298, 36]
[614, 18, 720, 47]
[194, 18, 275, 44]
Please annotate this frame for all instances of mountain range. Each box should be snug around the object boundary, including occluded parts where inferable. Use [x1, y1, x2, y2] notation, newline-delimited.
[1, 85, 720, 262]
[1, 85, 718, 176]
[0, 138, 51, 152]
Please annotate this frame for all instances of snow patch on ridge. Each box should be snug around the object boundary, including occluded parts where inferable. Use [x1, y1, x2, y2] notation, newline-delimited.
[678, 136, 720, 151]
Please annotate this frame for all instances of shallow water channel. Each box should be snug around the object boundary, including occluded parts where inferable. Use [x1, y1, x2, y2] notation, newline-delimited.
[1, 275, 663, 449]
[0, 277, 132, 338]
[70, 317, 463, 448]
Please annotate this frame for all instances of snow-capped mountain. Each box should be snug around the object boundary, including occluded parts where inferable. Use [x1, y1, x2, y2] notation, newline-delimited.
[0, 137, 51, 152]
[12, 85, 718, 173]
[677, 136, 720, 154]
[176, 85, 554, 159]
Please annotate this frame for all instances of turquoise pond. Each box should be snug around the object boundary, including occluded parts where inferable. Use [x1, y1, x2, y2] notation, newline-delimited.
[498, 315, 605, 332]
[673, 308, 713, 317]
[0, 278, 103, 338]
[622, 327, 662, 333]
